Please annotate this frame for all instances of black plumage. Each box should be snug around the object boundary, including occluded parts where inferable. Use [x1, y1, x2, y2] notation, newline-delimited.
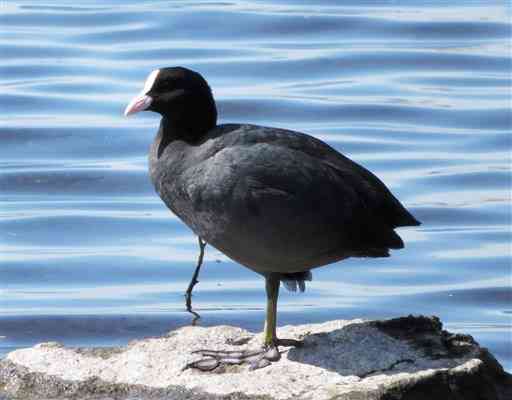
[125, 66, 420, 369]
[149, 122, 419, 275]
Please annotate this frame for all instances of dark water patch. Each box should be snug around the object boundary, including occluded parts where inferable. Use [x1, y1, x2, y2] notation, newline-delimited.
[3, 79, 133, 96]
[320, 257, 511, 287]
[367, 288, 512, 355]
[1, 260, 195, 287]
[0, 63, 144, 82]
[114, 47, 259, 61]
[361, 158, 477, 175]
[0, 126, 154, 161]
[314, 126, 482, 143]
[413, 205, 510, 227]
[9, 119, 132, 150]
[1, 92, 123, 116]
[395, 20, 511, 40]
[219, 98, 511, 130]
[284, 81, 434, 102]
[0, 43, 92, 59]
[361, 287, 512, 326]
[5, 295, 178, 310]
[70, 10, 511, 44]
[3, 8, 143, 28]
[460, 132, 512, 151]
[139, 287, 264, 304]
[429, 287, 512, 308]
[0, 169, 153, 195]
[419, 170, 511, 190]
[0, 215, 184, 246]
[0, 314, 193, 350]
[203, 51, 510, 86]
[401, 76, 512, 88]
[0, 126, 73, 143]
[18, 4, 109, 12]
[0, 257, 253, 287]
[244, 0, 507, 8]
[456, 229, 511, 245]
[0, 197, 163, 214]
[326, 139, 418, 155]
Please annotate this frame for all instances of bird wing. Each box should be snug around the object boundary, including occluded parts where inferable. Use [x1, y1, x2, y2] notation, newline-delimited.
[160, 124, 418, 272]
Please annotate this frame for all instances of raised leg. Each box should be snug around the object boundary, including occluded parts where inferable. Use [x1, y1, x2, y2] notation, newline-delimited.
[186, 274, 304, 371]
[184, 236, 206, 324]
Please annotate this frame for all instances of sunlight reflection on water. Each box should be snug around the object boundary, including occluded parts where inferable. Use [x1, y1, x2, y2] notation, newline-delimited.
[1, 0, 510, 371]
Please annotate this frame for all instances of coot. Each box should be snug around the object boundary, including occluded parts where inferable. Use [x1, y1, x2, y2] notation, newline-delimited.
[124, 67, 420, 370]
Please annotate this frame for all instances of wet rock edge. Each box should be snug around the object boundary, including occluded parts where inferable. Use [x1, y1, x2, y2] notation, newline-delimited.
[0, 359, 272, 400]
[0, 315, 510, 400]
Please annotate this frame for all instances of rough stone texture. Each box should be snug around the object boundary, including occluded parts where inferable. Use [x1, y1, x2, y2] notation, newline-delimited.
[0, 316, 510, 400]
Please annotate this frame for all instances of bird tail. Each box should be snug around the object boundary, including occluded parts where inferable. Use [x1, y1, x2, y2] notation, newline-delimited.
[280, 271, 312, 292]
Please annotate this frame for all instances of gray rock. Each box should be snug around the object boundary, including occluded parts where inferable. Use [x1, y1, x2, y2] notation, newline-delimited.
[0, 316, 510, 400]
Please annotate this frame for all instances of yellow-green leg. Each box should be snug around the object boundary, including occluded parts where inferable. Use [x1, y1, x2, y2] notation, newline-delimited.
[264, 274, 280, 346]
[187, 273, 302, 371]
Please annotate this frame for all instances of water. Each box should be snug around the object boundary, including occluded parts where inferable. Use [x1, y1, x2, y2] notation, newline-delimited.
[1, 0, 511, 372]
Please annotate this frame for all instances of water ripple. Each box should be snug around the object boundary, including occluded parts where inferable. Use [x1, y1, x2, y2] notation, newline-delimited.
[1, 0, 510, 371]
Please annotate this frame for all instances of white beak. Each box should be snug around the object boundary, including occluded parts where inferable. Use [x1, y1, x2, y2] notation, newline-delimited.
[124, 94, 153, 117]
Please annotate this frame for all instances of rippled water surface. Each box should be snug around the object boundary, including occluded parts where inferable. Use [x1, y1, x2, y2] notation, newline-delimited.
[1, 0, 511, 371]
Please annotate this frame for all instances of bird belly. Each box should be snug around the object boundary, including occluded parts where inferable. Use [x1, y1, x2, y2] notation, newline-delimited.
[179, 204, 352, 274]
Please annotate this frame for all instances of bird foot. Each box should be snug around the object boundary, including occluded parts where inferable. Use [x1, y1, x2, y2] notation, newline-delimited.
[186, 338, 303, 371]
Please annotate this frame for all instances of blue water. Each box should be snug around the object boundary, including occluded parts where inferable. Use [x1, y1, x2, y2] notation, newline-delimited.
[1, 0, 511, 373]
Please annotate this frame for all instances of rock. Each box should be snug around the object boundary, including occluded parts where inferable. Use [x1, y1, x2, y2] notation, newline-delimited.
[0, 315, 510, 400]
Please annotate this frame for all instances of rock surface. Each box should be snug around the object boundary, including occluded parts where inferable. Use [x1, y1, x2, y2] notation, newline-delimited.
[0, 315, 510, 400]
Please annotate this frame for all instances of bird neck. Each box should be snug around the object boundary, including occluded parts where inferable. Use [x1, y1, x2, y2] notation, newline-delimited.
[156, 115, 215, 158]
[159, 91, 217, 144]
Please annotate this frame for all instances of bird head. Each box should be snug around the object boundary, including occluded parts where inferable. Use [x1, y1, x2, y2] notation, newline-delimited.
[124, 67, 217, 138]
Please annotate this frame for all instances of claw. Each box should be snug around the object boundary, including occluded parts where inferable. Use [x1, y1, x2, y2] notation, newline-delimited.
[249, 358, 271, 370]
[226, 336, 252, 346]
[263, 346, 281, 361]
[187, 337, 302, 372]
[186, 357, 219, 371]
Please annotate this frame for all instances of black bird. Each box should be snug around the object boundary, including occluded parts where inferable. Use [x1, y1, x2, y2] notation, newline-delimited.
[124, 67, 420, 370]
